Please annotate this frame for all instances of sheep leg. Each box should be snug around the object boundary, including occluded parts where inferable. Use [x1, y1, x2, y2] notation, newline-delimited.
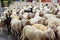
[11, 29, 13, 35]
[22, 29, 26, 40]
[1, 28, 3, 35]
[18, 35, 20, 40]
[14, 30, 16, 36]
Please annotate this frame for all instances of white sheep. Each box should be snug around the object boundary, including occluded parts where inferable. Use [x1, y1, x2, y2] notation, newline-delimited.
[33, 24, 55, 40]
[46, 17, 60, 27]
[11, 19, 22, 32]
[43, 14, 57, 19]
[0, 15, 6, 27]
[21, 25, 45, 40]
[21, 24, 55, 40]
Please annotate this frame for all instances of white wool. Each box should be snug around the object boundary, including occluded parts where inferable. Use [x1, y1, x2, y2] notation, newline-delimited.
[12, 9, 16, 15]
[22, 25, 55, 40]
[28, 5, 32, 8]
[46, 17, 60, 27]
[47, 17, 60, 23]
[54, 7, 58, 11]
[0, 19, 1, 22]
[11, 19, 21, 30]
[3, 12, 6, 14]
[22, 13, 29, 19]
[42, 10, 46, 14]
[0, 15, 6, 21]
[29, 13, 35, 18]
[33, 24, 48, 31]
[44, 6, 48, 11]
[10, 14, 19, 19]
[20, 9, 24, 14]
[33, 9, 36, 13]
[11, 19, 19, 24]
[57, 5, 60, 10]
[57, 11, 60, 18]
[30, 18, 39, 24]
[33, 6, 38, 10]
[57, 26, 60, 30]
[22, 25, 44, 40]
[21, 19, 29, 26]
[35, 10, 40, 16]
[30, 16, 42, 25]
[43, 14, 56, 19]
[24, 7, 28, 10]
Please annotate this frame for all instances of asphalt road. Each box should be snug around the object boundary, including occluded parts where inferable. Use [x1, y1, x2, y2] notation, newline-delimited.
[0, 27, 18, 40]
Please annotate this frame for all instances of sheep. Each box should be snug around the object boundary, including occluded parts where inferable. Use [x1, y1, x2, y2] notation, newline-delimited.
[21, 24, 55, 40]
[21, 25, 46, 40]
[43, 14, 57, 19]
[0, 14, 7, 35]
[29, 11, 42, 25]
[11, 19, 22, 33]
[0, 19, 4, 35]
[33, 24, 55, 40]
[46, 17, 60, 27]
[11, 19, 22, 40]
[0, 15, 6, 27]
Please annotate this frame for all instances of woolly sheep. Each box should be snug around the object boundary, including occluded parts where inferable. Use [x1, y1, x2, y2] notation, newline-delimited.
[46, 17, 60, 27]
[11, 19, 22, 35]
[33, 24, 55, 40]
[21, 25, 46, 40]
[43, 14, 57, 19]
